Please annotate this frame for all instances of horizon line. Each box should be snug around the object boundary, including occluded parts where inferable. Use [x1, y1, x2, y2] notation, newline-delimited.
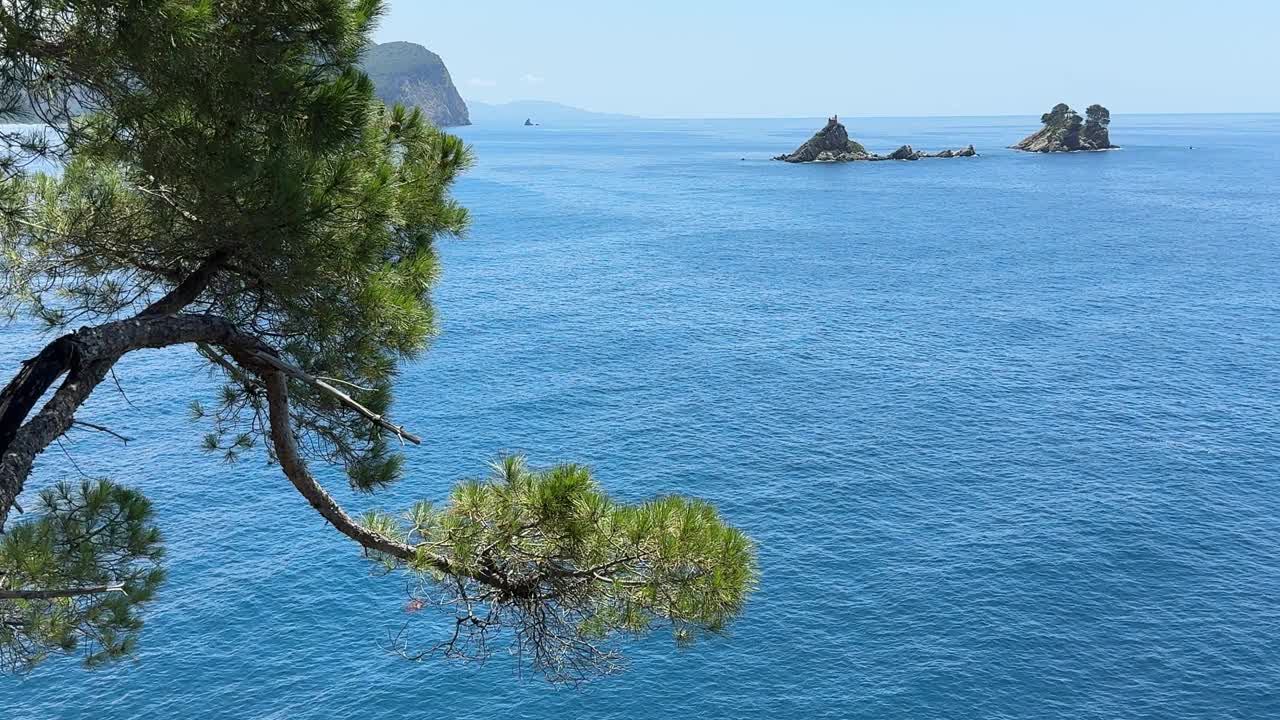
[460, 101, 1280, 120]
[464, 104, 1280, 122]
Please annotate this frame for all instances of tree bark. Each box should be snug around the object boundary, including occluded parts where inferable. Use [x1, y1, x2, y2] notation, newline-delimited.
[0, 311, 520, 598]
[0, 336, 78, 465]
[137, 250, 228, 318]
[0, 315, 260, 530]
[0, 253, 227, 527]
[262, 370, 427, 563]
[0, 252, 226, 468]
[261, 370, 524, 593]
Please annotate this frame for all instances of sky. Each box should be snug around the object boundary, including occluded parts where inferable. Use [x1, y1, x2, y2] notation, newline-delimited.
[374, 1, 1280, 118]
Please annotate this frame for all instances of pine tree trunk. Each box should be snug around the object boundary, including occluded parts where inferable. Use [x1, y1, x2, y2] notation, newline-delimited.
[0, 335, 79, 461]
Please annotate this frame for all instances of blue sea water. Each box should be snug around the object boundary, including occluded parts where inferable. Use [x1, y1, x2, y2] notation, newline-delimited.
[3, 114, 1280, 719]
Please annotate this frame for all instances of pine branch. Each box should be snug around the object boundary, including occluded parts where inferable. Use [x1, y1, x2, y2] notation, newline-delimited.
[138, 250, 229, 317]
[262, 370, 438, 563]
[199, 342, 419, 444]
[251, 351, 422, 445]
[0, 582, 125, 601]
[0, 312, 428, 532]
[0, 314, 262, 531]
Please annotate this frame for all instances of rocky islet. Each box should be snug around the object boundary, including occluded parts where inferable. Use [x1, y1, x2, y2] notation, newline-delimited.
[774, 116, 979, 163]
[1011, 103, 1116, 152]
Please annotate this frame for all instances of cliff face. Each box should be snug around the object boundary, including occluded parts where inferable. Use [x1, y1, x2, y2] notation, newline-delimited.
[1012, 103, 1115, 152]
[361, 42, 470, 127]
[774, 117, 977, 163]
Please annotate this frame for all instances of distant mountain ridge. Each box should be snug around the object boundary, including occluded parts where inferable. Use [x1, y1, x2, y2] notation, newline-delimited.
[468, 100, 634, 125]
[361, 41, 470, 127]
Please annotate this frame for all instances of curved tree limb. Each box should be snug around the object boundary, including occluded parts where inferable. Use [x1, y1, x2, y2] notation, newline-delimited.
[0, 252, 227, 476]
[261, 370, 426, 563]
[137, 250, 229, 318]
[259, 370, 531, 599]
[0, 336, 79, 462]
[1, 312, 749, 680]
[0, 356, 118, 531]
[0, 312, 521, 598]
[0, 314, 259, 530]
[0, 312, 422, 530]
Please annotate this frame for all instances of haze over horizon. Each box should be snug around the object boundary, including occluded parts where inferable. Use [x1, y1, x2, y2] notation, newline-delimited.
[374, 0, 1278, 119]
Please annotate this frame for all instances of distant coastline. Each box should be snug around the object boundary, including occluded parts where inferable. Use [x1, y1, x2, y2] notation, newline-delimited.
[467, 100, 637, 125]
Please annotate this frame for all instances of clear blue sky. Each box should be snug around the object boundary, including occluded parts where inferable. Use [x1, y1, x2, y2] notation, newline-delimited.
[374, 0, 1279, 118]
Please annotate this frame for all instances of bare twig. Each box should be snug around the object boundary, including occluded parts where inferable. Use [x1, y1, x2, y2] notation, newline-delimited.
[0, 582, 125, 601]
[315, 376, 374, 393]
[133, 182, 201, 224]
[70, 420, 132, 444]
[54, 437, 90, 479]
[109, 367, 138, 409]
[253, 352, 422, 445]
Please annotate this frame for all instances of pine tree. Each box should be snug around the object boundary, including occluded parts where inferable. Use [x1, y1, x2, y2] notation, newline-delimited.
[0, 1, 755, 681]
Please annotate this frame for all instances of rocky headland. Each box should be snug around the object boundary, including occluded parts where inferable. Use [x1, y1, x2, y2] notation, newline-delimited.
[1012, 103, 1115, 152]
[361, 41, 470, 127]
[774, 117, 977, 163]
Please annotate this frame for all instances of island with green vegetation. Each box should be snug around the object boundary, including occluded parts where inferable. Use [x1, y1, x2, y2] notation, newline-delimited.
[1012, 103, 1116, 152]
[774, 116, 977, 163]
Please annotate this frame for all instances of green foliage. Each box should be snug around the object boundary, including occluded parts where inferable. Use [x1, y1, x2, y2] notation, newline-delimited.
[1041, 103, 1073, 124]
[0, 480, 164, 673]
[367, 455, 756, 683]
[1, 0, 469, 491]
[1086, 104, 1111, 128]
[0, 0, 757, 682]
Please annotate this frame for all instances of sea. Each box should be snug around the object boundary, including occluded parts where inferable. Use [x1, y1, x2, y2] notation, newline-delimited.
[2, 114, 1279, 719]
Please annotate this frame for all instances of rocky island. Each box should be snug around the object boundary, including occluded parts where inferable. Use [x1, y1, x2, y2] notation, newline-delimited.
[361, 41, 470, 127]
[1012, 103, 1115, 152]
[774, 116, 977, 163]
